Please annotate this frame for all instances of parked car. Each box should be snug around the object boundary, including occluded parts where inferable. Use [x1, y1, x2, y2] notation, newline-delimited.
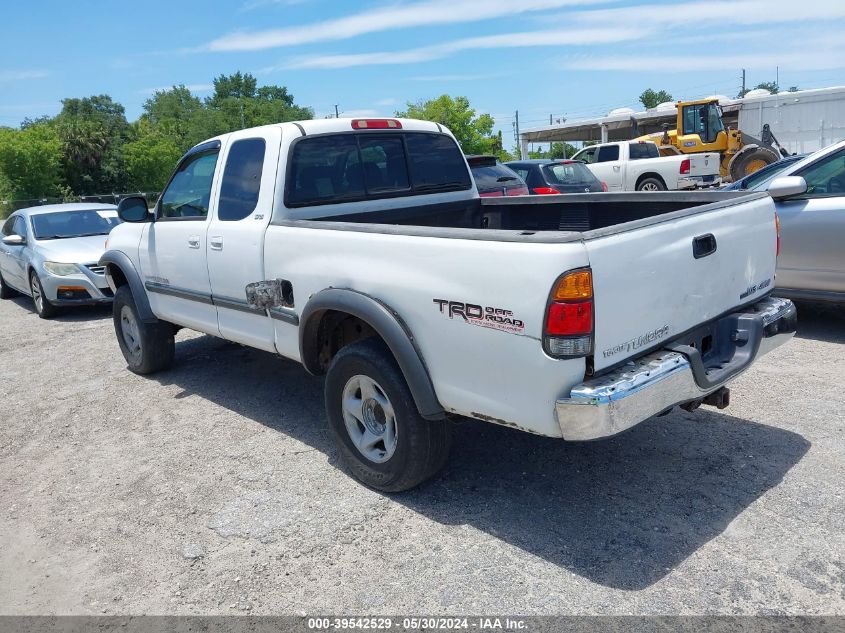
[570, 140, 720, 191]
[722, 154, 806, 191]
[466, 155, 528, 197]
[102, 117, 794, 492]
[751, 141, 845, 302]
[0, 203, 120, 318]
[505, 159, 605, 194]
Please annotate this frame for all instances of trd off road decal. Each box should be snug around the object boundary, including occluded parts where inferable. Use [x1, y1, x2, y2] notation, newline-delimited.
[433, 299, 525, 334]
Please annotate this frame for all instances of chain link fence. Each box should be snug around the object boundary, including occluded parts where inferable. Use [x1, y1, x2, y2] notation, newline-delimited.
[1, 193, 161, 219]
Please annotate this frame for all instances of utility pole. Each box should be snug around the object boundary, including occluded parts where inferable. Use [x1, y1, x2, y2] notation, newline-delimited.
[334, 104, 340, 118]
[550, 114, 553, 125]
[776, 66, 779, 88]
[514, 110, 521, 159]
[741, 68, 746, 96]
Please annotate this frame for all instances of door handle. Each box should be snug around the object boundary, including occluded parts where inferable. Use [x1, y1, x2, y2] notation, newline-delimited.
[613, 165, 621, 172]
[693, 234, 717, 259]
[188, 236, 200, 249]
[209, 236, 224, 251]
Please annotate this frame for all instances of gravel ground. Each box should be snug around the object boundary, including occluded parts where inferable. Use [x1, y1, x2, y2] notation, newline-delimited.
[0, 294, 843, 616]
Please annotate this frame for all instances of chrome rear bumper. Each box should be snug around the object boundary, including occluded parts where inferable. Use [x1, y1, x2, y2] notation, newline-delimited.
[555, 296, 797, 441]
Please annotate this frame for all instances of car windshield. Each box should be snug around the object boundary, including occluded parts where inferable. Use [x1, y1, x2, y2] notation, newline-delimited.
[739, 156, 805, 190]
[470, 163, 523, 191]
[30, 209, 121, 240]
[542, 162, 598, 186]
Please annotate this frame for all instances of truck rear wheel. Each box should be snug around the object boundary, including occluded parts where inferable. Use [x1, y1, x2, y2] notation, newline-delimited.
[112, 285, 175, 375]
[325, 338, 451, 492]
[637, 177, 666, 191]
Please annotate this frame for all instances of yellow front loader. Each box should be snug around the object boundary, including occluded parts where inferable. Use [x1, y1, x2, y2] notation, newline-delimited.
[637, 98, 788, 181]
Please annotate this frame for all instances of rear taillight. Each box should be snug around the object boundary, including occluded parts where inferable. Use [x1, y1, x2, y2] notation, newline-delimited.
[775, 211, 781, 257]
[533, 187, 560, 195]
[544, 269, 593, 358]
[601, 182, 608, 192]
[679, 159, 691, 175]
[479, 191, 504, 197]
[351, 119, 402, 129]
[507, 187, 529, 196]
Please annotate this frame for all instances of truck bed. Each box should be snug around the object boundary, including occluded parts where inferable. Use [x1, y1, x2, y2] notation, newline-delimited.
[298, 191, 761, 238]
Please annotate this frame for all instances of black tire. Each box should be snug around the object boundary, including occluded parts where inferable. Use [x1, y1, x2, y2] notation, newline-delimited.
[636, 176, 666, 191]
[729, 146, 780, 181]
[0, 270, 18, 299]
[325, 338, 451, 492]
[29, 270, 60, 319]
[112, 284, 175, 374]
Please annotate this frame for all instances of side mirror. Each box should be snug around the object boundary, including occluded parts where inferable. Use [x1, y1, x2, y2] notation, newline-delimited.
[2, 234, 25, 246]
[117, 196, 151, 223]
[768, 176, 807, 200]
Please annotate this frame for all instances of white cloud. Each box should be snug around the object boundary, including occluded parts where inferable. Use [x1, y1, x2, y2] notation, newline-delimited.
[560, 49, 845, 73]
[374, 98, 399, 106]
[283, 26, 643, 69]
[207, 0, 604, 51]
[0, 70, 48, 82]
[565, 0, 845, 28]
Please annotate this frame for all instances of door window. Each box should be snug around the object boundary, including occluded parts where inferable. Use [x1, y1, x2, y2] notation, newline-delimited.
[218, 139, 266, 221]
[159, 150, 220, 220]
[576, 147, 597, 164]
[796, 149, 845, 198]
[1, 216, 15, 236]
[12, 216, 27, 238]
[596, 145, 620, 162]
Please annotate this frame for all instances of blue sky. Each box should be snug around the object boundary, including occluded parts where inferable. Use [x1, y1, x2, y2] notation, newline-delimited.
[4, 0, 845, 146]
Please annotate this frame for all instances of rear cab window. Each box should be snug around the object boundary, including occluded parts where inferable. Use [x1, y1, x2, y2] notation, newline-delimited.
[285, 132, 471, 208]
[628, 142, 660, 160]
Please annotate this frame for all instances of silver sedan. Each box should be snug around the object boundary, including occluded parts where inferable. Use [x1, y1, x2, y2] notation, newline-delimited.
[0, 203, 121, 318]
[755, 140, 845, 303]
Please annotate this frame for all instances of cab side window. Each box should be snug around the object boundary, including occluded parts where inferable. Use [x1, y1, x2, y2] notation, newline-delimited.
[796, 149, 845, 197]
[596, 145, 620, 162]
[159, 150, 220, 220]
[12, 216, 27, 238]
[218, 139, 266, 221]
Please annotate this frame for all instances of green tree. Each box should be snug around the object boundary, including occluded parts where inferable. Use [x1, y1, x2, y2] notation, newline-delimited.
[204, 72, 313, 134]
[396, 95, 497, 154]
[737, 81, 785, 98]
[123, 122, 182, 192]
[56, 95, 133, 194]
[0, 123, 63, 202]
[141, 86, 208, 152]
[549, 142, 577, 159]
[639, 88, 674, 109]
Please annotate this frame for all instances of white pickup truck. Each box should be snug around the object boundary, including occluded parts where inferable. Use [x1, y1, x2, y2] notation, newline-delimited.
[572, 140, 720, 191]
[102, 117, 796, 491]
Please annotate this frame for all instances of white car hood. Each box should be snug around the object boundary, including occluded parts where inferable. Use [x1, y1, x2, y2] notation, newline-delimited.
[35, 235, 110, 264]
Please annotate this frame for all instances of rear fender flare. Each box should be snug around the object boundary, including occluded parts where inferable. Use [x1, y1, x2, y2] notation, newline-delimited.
[299, 288, 445, 420]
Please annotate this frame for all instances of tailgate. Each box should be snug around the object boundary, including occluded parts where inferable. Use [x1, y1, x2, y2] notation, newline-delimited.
[687, 152, 720, 177]
[587, 194, 778, 372]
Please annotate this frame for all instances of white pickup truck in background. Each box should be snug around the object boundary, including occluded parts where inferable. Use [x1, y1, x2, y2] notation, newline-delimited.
[572, 140, 720, 191]
[101, 118, 796, 492]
